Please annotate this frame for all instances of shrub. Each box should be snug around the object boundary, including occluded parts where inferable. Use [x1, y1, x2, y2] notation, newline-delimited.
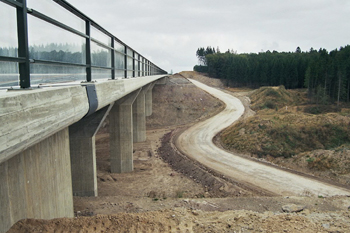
[264, 100, 276, 109]
[265, 89, 280, 97]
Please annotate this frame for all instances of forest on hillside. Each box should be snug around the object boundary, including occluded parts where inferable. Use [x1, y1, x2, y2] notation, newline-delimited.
[194, 46, 350, 103]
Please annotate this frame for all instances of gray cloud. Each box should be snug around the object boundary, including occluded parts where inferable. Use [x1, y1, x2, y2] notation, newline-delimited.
[68, 0, 350, 73]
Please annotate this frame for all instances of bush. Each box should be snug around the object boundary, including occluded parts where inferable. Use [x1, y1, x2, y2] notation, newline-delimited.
[264, 100, 276, 109]
[303, 105, 341, 115]
[193, 65, 208, 73]
[265, 89, 280, 97]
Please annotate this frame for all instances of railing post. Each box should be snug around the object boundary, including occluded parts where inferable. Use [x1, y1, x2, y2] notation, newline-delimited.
[147, 61, 149, 76]
[132, 51, 135, 78]
[142, 57, 144, 76]
[16, 0, 30, 88]
[138, 54, 140, 77]
[85, 20, 91, 82]
[111, 37, 115, 80]
[124, 46, 127, 78]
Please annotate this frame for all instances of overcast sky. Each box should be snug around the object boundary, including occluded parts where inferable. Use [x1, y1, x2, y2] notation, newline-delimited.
[67, 0, 349, 73]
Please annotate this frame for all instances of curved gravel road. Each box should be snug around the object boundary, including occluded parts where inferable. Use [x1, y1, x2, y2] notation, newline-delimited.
[177, 79, 350, 197]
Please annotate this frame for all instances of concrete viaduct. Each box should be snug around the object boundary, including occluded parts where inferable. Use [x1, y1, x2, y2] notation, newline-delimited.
[0, 75, 168, 232]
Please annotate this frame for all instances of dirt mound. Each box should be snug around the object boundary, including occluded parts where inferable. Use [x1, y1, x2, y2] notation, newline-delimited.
[249, 85, 306, 111]
[146, 76, 224, 129]
[221, 112, 350, 158]
[179, 71, 225, 88]
[9, 207, 350, 233]
[271, 147, 350, 186]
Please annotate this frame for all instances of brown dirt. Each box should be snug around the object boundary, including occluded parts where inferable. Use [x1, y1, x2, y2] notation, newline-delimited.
[8, 205, 350, 233]
[179, 71, 226, 88]
[147, 73, 224, 129]
[8, 72, 350, 233]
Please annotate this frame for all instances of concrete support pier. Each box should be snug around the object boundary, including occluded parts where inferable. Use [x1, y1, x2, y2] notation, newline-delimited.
[133, 84, 152, 142]
[69, 105, 112, 196]
[145, 83, 155, 117]
[0, 128, 74, 233]
[109, 89, 141, 173]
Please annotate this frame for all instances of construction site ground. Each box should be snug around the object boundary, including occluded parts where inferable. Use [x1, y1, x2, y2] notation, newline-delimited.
[8, 72, 350, 233]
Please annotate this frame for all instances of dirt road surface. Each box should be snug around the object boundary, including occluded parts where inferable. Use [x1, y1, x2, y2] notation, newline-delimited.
[177, 79, 350, 197]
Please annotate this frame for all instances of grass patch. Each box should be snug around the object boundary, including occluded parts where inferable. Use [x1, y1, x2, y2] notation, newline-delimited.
[303, 105, 341, 114]
[265, 88, 281, 97]
[221, 110, 350, 158]
[175, 190, 184, 198]
[249, 86, 305, 111]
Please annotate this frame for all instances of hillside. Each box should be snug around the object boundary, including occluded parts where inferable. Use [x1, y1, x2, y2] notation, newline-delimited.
[220, 85, 350, 185]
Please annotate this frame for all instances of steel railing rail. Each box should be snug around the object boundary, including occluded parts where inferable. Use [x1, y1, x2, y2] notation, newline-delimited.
[0, 0, 167, 88]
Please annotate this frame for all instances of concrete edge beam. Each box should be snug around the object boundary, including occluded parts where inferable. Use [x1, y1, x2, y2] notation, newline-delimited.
[0, 85, 89, 164]
[95, 75, 167, 111]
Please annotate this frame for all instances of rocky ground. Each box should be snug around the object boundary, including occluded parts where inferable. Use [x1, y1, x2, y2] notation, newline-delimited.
[8, 72, 350, 232]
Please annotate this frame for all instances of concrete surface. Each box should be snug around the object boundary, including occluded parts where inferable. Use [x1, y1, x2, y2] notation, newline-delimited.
[145, 83, 155, 116]
[0, 128, 73, 233]
[133, 84, 152, 142]
[110, 90, 141, 173]
[69, 105, 113, 196]
[0, 85, 88, 164]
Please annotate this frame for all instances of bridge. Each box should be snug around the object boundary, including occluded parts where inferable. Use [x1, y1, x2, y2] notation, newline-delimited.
[0, 0, 168, 232]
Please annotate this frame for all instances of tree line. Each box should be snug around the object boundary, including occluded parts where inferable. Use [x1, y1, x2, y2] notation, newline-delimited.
[194, 46, 350, 103]
[0, 42, 112, 73]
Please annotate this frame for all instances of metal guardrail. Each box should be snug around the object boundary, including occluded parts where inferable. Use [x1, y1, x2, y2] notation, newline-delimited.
[0, 0, 167, 88]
